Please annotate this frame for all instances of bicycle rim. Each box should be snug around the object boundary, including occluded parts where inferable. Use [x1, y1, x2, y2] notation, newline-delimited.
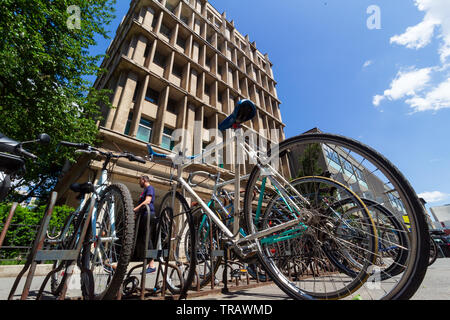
[244, 133, 429, 300]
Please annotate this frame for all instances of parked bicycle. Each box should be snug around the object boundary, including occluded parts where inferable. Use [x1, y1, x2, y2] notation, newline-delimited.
[146, 99, 430, 300]
[0, 133, 50, 202]
[45, 142, 145, 300]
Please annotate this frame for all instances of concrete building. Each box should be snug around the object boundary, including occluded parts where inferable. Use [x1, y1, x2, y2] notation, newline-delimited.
[429, 205, 450, 234]
[56, 0, 285, 209]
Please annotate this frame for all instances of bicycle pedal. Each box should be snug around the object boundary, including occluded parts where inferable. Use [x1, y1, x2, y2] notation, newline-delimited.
[231, 269, 248, 277]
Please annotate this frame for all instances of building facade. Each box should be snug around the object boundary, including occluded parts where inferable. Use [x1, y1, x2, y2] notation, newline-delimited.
[56, 0, 285, 208]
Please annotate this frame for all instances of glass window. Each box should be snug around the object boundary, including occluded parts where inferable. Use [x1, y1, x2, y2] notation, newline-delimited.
[167, 99, 178, 114]
[136, 118, 153, 143]
[340, 157, 354, 175]
[153, 51, 166, 68]
[160, 24, 172, 38]
[161, 127, 174, 150]
[355, 167, 366, 182]
[172, 64, 183, 78]
[145, 87, 159, 104]
[124, 112, 133, 135]
[324, 145, 340, 164]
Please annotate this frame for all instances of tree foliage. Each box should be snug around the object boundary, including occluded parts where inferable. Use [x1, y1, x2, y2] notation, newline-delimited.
[0, 0, 116, 200]
[0, 203, 75, 264]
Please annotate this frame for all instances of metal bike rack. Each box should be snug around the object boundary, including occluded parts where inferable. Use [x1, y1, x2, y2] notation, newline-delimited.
[0, 202, 19, 250]
[7, 192, 95, 300]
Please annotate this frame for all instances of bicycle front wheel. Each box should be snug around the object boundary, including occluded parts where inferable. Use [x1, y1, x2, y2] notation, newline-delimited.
[244, 133, 430, 300]
[80, 183, 135, 300]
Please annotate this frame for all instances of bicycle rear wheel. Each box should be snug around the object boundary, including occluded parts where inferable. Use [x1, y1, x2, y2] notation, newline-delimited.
[80, 183, 135, 300]
[244, 133, 430, 300]
[158, 191, 196, 298]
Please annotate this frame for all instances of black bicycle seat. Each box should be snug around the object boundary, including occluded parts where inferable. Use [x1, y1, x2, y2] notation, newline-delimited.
[218, 99, 256, 131]
[0, 152, 25, 173]
[70, 182, 95, 195]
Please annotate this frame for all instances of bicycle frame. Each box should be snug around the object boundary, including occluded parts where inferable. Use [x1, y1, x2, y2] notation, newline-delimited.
[149, 128, 309, 251]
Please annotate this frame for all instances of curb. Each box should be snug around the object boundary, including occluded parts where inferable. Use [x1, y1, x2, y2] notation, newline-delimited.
[0, 264, 55, 278]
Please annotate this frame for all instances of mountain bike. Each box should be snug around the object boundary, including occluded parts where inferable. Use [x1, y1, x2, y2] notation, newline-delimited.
[46, 142, 145, 300]
[146, 99, 430, 300]
[0, 133, 50, 202]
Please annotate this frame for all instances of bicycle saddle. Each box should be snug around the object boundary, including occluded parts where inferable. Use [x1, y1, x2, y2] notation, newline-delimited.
[0, 133, 19, 154]
[218, 99, 256, 131]
[70, 182, 95, 195]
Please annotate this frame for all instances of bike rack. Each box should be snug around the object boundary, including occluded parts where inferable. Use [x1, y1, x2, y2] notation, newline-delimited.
[7, 192, 95, 300]
[0, 202, 19, 250]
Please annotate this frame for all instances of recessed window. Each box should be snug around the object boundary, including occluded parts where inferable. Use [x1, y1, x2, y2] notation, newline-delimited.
[124, 112, 133, 135]
[153, 51, 166, 68]
[167, 99, 178, 114]
[136, 118, 153, 143]
[145, 87, 160, 104]
[161, 127, 175, 150]
[176, 35, 186, 49]
[160, 23, 172, 39]
[172, 64, 183, 78]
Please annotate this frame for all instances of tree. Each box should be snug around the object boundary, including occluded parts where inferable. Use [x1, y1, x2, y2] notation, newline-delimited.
[0, 0, 116, 201]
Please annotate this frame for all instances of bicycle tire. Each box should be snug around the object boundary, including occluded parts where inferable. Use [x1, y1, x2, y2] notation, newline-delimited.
[50, 203, 88, 296]
[80, 183, 135, 300]
[244, 133, 430, 300]
[322, 197, 409, 281]
[158, 191, 196, 298]
[428, 237, 438, 266]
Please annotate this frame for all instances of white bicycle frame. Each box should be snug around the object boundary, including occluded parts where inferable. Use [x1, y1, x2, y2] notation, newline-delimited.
[151, 128, 310, 250]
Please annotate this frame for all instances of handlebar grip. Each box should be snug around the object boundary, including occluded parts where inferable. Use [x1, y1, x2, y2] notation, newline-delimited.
[59, 141, 90, 149]
[129, 154, 146, 164]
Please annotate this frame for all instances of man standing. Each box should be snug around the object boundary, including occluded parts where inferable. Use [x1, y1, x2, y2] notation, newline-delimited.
[134, 175, 157, 273]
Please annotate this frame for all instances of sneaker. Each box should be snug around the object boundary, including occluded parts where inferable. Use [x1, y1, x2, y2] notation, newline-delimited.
[146, 267, 156, 274]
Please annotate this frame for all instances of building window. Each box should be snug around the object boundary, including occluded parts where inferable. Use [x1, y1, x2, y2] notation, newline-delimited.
[161, 127, 174, 150]
[132, 82, 141, 102]
[160, 23, 172, 39]
[176, 35, 186, 49]
[124, 112, 133, 135]
[172, 64, 183, 78]
[324, 145, 342, 172]
[167, 99, 178, 114]
[145, 87, 160, 104]
[153, 51, 166, 68]
[136, 118, 153, 143]
[165, 2, 176, 13]
[143, 42, 152, 58]
[203, 116, 209, 129]
[180, 15, 189, 25]
[204, 83, 210, 96]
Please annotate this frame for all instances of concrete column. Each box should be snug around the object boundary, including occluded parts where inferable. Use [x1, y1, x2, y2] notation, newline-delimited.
[185, 103, 196, 155]
[144, 39, 158, 69]
[152, 86, 170, 145]
[197, 72, 205, 100]
[175, 1, 182, 19]
[142, 7, 156, 30]
[132, 35, 148, 66]
[164, 51, 175, 80]
[104, 72, 127, 129]
[112, 71, 139, 133]
[155, 11, 164, 36]
[193, 106, 204, 159]
[181, 62, 191, 91]
[130, 74, 150, 137]
[211, 80, 218, 109]
[170, 23, 179, 47]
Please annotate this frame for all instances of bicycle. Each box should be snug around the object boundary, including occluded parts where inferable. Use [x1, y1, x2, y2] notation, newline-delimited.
[0, 133, 51, 202]
[45, 141, 145, 300]
[184, 171, 268, 289]
[146, 99, 430, 300]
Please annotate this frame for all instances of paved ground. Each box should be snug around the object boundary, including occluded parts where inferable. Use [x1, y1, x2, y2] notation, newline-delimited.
[1, 258, 449, 300]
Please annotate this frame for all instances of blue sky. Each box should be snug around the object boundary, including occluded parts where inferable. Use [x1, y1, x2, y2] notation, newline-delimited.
[90, 0, 450, 216]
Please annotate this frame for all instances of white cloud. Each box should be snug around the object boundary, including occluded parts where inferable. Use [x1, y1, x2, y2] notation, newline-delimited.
[374, 0, 450, 113]
[418, 191, 450, 203]
[390, 19, 438, 49]
[363, 60, 373, 68]
[372, 67, 432, 106]
[405, 77, 450, 112]
[390, 0, 450, 62]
